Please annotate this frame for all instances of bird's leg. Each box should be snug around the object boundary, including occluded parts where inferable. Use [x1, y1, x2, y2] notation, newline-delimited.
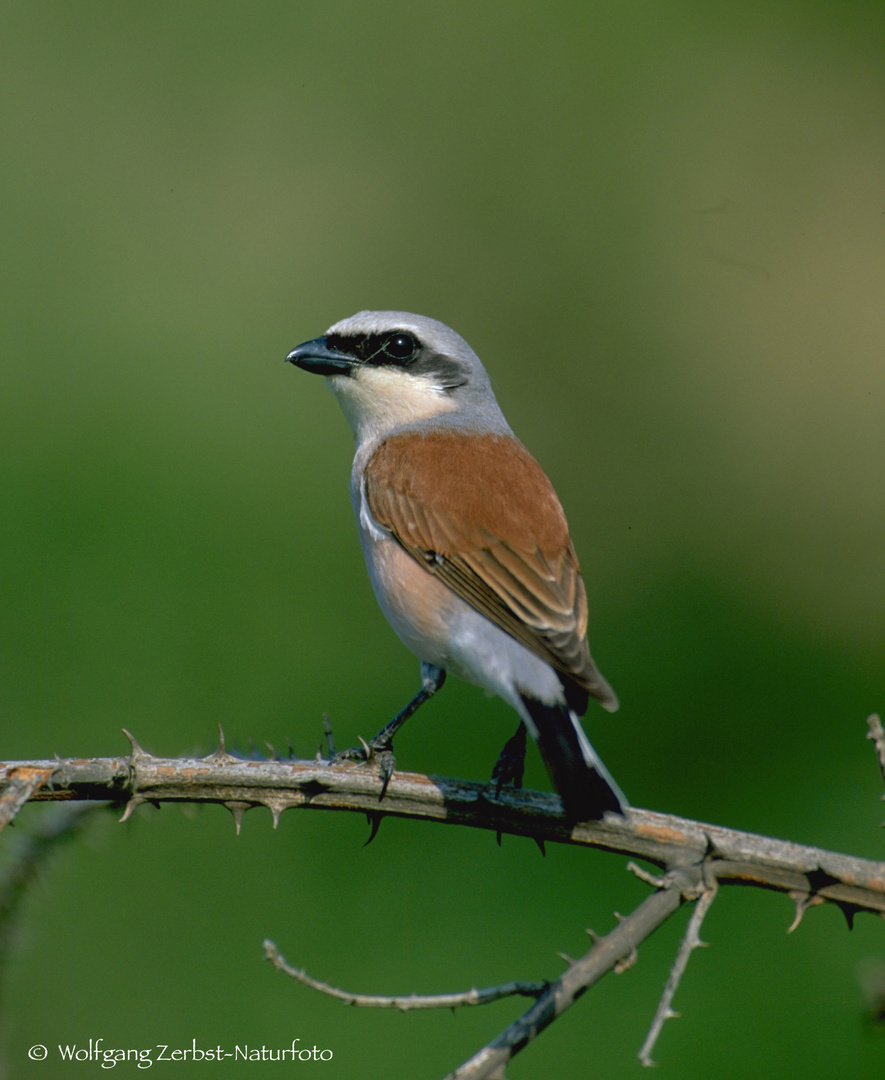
[334, 663, 446, 799]
[368, 662, 446, 750]
[492, 722, 528, 797]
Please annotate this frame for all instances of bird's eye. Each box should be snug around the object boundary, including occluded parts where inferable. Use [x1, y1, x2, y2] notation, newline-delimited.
[383, 333, 418, 361]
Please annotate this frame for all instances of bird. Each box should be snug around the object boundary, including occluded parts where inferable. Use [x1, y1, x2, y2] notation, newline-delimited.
[285, 311, 626, 821]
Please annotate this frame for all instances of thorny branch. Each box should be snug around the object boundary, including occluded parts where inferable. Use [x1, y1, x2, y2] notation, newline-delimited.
[2, 718, 885, 1076]
[0, 766, 54, 832]
[0, 803, 107, 966]
[2, 729, 883, 917]
[446, 877, 689, 1079]
[267, 871, 691, 1078]
[637, 881, 717, 1066]
[264, 941, 547, 1009]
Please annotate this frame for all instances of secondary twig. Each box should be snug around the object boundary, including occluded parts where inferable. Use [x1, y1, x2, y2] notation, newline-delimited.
[263, 866, 717, 1077]
[638, 882, 717, 1066]
[444, 870, 693, 1079]
[265, 877, 691, 1078]
[868, 714, 885, 795]
[0, 803, 107, 965]
[0, 766, 54, 833]
[264, 940, 546, 1009]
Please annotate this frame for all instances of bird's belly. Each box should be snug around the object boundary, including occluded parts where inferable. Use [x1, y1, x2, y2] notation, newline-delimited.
[360, 531, 564, 711]
[361, 532, 459, 670]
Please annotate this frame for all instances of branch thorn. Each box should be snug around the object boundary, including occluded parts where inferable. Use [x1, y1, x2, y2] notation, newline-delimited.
[224, 801, 252, 835]
[627, 861, 668, 889]
[787, 889, 824, 933]
[322, 714, 336, 758]
[118, 795, 144, 823]
[203, 727, 240, 765]
[364, 812, 383, 847]
[836, 900, 863, 931]
[121, 728, 151, 761]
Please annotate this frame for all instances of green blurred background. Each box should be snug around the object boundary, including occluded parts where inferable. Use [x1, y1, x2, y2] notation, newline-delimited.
[2, 1, 884, 1076]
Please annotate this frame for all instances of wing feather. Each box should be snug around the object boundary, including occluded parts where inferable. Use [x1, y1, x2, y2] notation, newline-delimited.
[364, 431, 615, 709]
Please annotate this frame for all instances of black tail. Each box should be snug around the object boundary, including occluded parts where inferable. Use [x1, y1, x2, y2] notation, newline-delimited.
[520, 697, 626, 821]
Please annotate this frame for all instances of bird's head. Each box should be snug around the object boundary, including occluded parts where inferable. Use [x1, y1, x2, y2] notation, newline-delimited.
[286, 311, 508, 443]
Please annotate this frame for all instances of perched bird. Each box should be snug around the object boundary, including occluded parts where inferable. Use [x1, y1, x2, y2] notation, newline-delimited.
[286, 312, 626, 820]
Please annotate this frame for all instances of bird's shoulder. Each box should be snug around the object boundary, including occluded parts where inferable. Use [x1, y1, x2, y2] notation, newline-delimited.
[364, 428, 569, 556]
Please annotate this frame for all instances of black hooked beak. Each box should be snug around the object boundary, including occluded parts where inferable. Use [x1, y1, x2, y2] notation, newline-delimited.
[285, 336, 358, 376]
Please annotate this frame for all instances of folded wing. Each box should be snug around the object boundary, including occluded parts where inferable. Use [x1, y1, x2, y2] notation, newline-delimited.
[364, 430, 618, 713]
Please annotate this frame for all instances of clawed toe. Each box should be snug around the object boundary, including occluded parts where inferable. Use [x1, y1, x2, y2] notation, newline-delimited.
[331, 737, 397, 801]
[374, 748, 396, 800]
[332, 736, 372, 765]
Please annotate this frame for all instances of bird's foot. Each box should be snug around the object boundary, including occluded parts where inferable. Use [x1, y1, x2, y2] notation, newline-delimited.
[491, 722, 528, 798]
[332, 737, 397, 801]
[326, 664, 445, 801]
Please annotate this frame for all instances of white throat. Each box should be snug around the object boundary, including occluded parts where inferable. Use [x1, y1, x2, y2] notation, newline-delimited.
[327, 366, 458, 444]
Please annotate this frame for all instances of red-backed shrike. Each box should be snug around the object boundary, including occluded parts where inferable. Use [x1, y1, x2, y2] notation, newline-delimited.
[286, 311, 626, 820]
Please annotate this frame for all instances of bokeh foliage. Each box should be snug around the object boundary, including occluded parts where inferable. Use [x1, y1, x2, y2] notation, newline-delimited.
[1, 1, 883, 1076]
